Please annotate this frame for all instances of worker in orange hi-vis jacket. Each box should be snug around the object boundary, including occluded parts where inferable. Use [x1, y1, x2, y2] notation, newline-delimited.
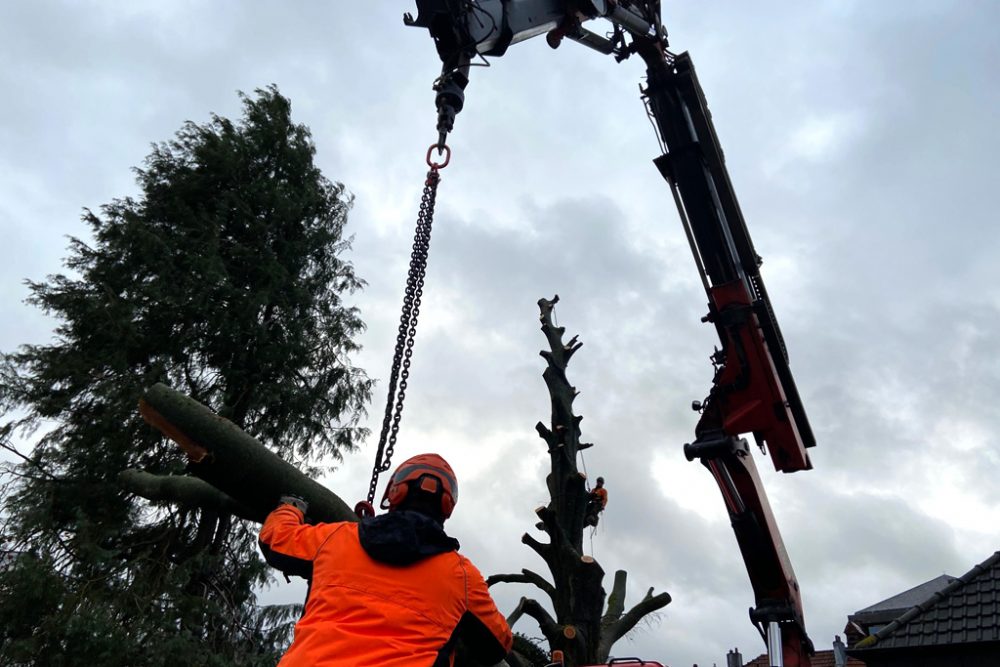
[258, 453, 513, 667]
[584, 476, 608, 527]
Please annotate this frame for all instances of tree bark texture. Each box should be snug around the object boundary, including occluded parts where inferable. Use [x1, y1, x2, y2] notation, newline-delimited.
[126, 383, 357, 525]
[118, 469, 257, 522]
[490, 296, 670, 666]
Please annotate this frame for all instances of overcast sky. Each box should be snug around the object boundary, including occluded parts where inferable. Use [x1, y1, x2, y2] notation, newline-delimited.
[3, 2, 999, 665]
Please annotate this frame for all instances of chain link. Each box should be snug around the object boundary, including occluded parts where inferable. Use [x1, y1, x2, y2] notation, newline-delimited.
[367, 167, 441, 505]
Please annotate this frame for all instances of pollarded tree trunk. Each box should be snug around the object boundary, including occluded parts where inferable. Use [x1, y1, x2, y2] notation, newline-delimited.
[488, 296, 671, 666]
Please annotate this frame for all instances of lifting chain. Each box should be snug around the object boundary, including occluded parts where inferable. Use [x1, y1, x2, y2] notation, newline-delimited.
[364, 144, 452, 509]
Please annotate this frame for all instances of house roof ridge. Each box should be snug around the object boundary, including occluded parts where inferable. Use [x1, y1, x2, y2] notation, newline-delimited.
[857, 550, 1000, 648]
[850, 573, 955, 616]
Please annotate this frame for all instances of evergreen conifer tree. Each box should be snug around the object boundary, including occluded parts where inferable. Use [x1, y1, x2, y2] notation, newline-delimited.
[0, 86, 372, 665]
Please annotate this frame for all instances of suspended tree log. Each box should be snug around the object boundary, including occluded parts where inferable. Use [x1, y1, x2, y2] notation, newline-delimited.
[123, 383, 357, 525]
[489, 296, 671, 666]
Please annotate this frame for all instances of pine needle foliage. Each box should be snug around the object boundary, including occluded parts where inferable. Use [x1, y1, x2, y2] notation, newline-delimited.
[0, 86, 372, 665]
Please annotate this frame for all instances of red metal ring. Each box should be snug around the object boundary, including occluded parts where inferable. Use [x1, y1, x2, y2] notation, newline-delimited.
[426, 144, 451, 169]
[354, 500, 375, 519]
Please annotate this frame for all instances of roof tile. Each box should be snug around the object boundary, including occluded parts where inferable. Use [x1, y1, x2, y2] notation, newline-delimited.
[853, 550, 1000, 651]
[744, 650, 865, 667]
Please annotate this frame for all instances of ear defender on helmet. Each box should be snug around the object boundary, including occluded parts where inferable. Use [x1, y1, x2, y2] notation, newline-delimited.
[380, 453, 458, 519]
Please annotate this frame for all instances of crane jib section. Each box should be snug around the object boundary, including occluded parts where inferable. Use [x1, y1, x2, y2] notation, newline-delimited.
[643, 51, 815, 472]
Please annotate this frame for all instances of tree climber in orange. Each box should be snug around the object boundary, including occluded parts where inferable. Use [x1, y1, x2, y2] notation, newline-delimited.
[584, 476, 608, 528]
[259, 453, 513, 667]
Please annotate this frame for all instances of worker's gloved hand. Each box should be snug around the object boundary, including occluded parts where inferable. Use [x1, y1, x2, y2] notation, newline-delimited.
[279, 494, 309, 514]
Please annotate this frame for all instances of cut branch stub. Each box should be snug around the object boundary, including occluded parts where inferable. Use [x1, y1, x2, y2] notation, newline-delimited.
[535, 422, 559, 452]
[522, 532, 553, 569]
[602, 570, 628, 624]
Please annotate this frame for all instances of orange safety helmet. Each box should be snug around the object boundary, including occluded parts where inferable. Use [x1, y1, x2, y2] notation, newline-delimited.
[381, 453, 459, 519]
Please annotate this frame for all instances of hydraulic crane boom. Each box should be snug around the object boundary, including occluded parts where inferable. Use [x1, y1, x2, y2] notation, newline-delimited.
[406, 3, 815, 665]
[642, 48, 814, 667]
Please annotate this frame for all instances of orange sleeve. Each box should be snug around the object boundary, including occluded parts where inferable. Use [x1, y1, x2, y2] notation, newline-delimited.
[258, 503, 340, 578]
[459, 557, 513, 662]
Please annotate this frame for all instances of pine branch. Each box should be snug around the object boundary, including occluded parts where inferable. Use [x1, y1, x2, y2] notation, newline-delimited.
[119, 469, 257, 522]
[172, 509, 219, 564]
[210, 512, 232, 556]
[0, 438, 58, 480]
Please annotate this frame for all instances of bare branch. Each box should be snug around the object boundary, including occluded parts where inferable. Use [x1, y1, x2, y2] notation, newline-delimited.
[487, 569, 556, 606]
[487, 573, 525, 586]
[602, 587, 672, 651]
[0, 438, 57, 480]
[534, 421, 559, 451]
[521, 532, 552, 565]
[508, 596, 559, 644]
[519, 568, 557, 601]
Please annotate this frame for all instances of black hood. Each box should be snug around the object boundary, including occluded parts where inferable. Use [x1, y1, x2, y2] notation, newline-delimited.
[358, 510, 460, 566]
